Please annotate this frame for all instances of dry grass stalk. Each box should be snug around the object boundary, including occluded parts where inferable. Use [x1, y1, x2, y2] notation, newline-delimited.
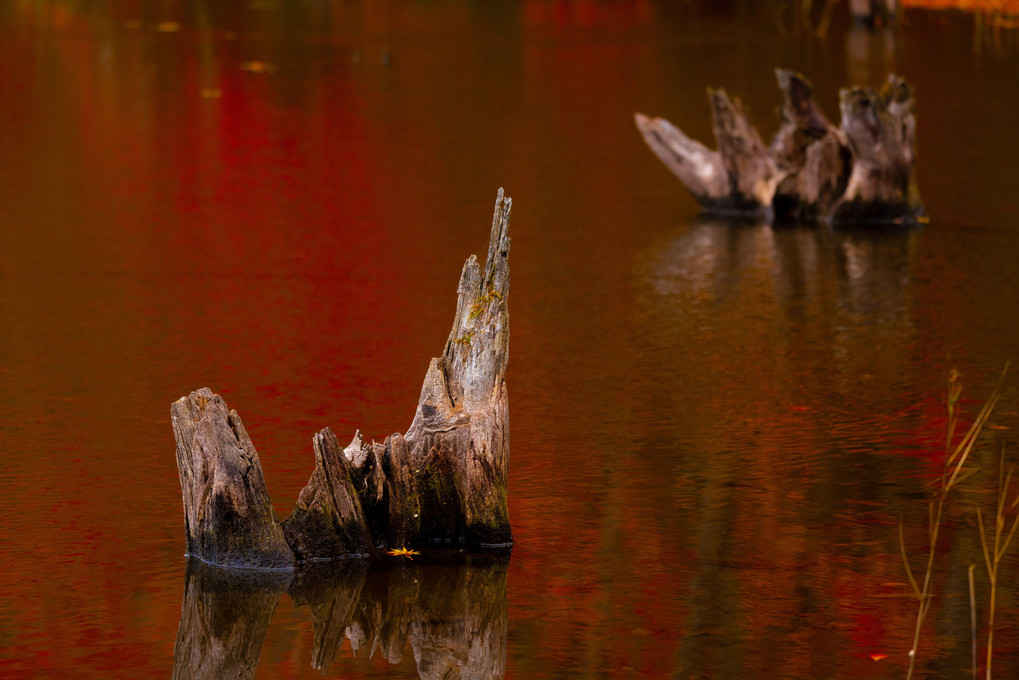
[970, 563, 978, 680]
[903, 366, 1007, 680]
[975, 443, 1019, 680]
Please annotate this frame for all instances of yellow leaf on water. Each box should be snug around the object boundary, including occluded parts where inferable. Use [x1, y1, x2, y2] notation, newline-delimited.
[387, 547, 420, 559]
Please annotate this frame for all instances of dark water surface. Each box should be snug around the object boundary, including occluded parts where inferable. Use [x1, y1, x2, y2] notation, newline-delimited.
[3, 1, 1019, 678]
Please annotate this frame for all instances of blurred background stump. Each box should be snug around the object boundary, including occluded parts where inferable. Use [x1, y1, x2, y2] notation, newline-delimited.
[635, 69, 924, 224]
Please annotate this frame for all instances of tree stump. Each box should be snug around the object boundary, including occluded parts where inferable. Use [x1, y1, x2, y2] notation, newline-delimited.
[769, 69, 851, 221]
[170, 190, 513, 568]
[829, 76, 923, 222]
[635, 69, 924, 225]
[170, 389, 295, 569]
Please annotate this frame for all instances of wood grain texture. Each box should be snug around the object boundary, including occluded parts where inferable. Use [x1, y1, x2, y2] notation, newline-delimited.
[170, 388, 294, 569]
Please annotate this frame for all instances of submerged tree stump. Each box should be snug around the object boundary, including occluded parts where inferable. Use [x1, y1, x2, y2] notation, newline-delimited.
[635, 69, 924, 224]
[170, 389, 295, 569]
[171, 190, 513, 568]
[281, 428, 373, 561]
[831, 76, 923, 223]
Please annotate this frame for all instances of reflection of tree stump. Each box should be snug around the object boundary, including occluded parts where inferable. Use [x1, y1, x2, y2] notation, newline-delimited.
[171, 190, 513, 568]
[409, 555, 509, 680]
[171, 559, 291, 680]
[288, 561, 369, 672]
[289, 554, 510, 678]
[850, 0, 898, 26]
[635, 70, 923, 224]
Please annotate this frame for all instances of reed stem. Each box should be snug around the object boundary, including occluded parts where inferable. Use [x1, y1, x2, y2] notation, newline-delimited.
[903, 366, 1007, 680]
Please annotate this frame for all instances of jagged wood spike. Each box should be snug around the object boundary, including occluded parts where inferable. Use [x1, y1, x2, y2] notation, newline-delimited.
[708, 88, 786, 212]
[281, 427, 373, 561]
[404, 188, 513, 547]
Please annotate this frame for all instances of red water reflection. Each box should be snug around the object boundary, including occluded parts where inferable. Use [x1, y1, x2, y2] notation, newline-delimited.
[2, 1, 1019, 679]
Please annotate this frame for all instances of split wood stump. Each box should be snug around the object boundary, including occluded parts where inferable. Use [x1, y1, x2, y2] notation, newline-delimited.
[635, 69, 924, 224]
[170, 190, 513, 568]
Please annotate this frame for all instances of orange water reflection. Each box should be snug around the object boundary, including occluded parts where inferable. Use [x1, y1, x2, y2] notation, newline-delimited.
[3, 1, 1019, 679]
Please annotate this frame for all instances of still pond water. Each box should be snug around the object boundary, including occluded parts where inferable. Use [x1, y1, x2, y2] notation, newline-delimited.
[2, 1, 1019, 678]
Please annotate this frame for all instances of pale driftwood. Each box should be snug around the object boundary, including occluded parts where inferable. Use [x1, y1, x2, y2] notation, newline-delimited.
[634, 90, 783, 215]
[170, 389, 295, 569]
[171, 189, 513, 567]
[633, 113, 729, 205]
[635, 69, 924, 224]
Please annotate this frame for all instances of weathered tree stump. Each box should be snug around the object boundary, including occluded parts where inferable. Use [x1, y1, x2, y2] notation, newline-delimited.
[170, 389, 295, 569]
[769, 69, 850, 221]
[171, 189, 513, 568]
[829, 75, 923, 222]
[635, 69, 924, 224]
